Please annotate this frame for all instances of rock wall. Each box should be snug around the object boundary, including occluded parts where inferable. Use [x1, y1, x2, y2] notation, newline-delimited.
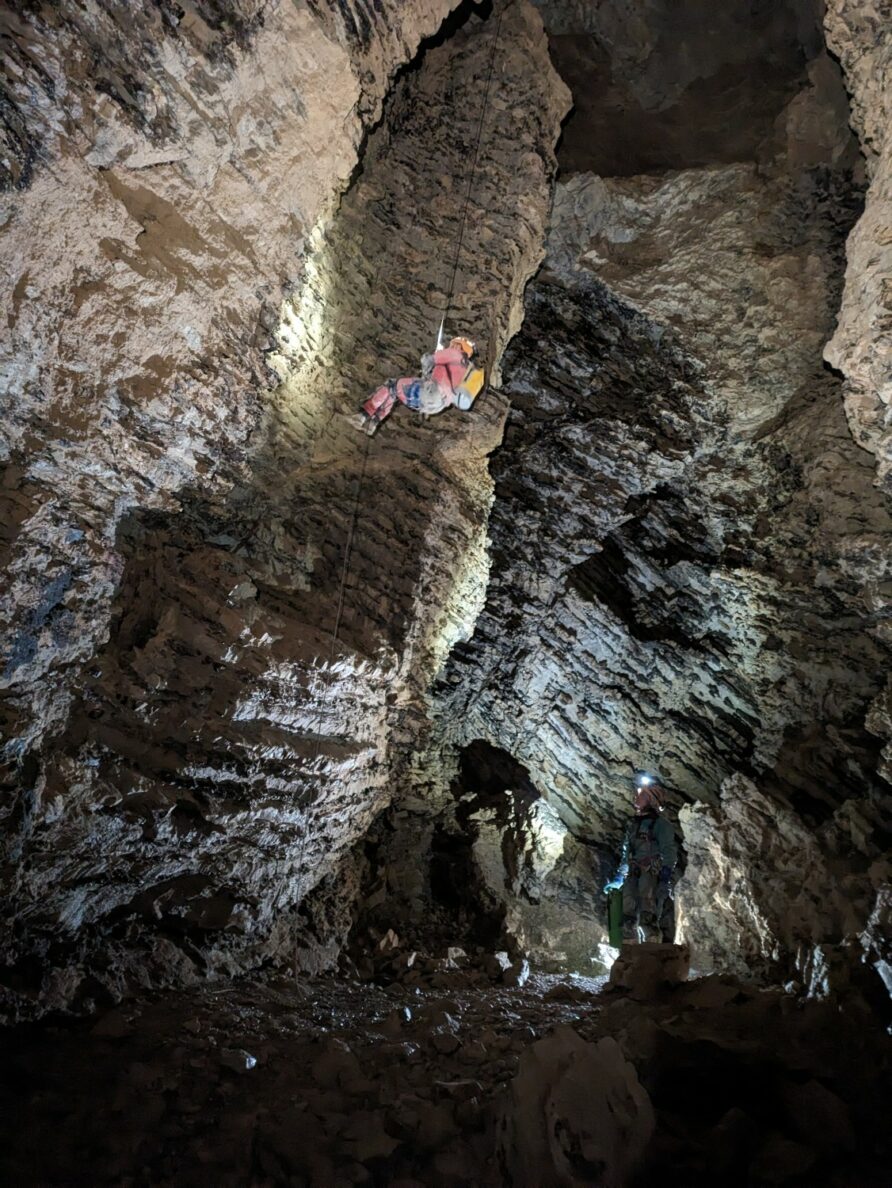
[825, 0, 892, 490]
[415, 8, 892, 983]
[0, 0, 570, 1018]
[3, 0, 890, 1012]
[824, 0, 892, 799]
[676, 773, 891, 993]
[535, 0, 825, 175]
[1, 0, 462, 754]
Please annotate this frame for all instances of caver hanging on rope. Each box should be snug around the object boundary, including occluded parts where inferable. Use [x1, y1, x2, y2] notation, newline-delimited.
[354, 6, 504, 436]
[295, 10, 504, 908]
[357, 336, 486, 435]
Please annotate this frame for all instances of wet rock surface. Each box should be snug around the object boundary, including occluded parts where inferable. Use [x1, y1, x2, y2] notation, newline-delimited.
[1, 967, 888, 1186]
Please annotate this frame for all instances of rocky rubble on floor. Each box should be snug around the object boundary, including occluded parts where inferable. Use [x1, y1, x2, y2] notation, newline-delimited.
[1, 953, 888, 1187]
[345, 929, 534, 994]
[498, 1026, 655, 1187]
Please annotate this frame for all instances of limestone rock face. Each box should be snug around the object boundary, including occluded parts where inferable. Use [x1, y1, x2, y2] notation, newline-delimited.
[0, 0, 570, 1018]
[471, 796, 612, 973]
[676, 774, 891, 991]
[535, 0, 829, 176]
[3, 0, 892, 1020]
[824, 0, 892, 489]
[823, 0, 892, 800]
[438, 169, 889, 822]
[428, 10, 892, 987]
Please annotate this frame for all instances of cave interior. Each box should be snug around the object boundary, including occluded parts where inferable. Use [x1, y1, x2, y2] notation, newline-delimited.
[0, 0, 890, 1183]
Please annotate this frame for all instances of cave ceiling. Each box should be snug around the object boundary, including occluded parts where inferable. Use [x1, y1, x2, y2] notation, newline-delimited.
[534, 0, 828, 174]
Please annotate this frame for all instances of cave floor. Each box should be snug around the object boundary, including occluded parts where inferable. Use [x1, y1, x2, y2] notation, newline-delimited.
[1, 970, 889, 1187]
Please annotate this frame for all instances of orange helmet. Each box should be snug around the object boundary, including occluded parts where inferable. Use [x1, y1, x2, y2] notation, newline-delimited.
[450, 336, 475, 357]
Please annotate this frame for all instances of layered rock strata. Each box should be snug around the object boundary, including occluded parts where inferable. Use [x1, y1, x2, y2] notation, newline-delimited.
[416, 12, 892, 985]
[351, 740, 616, 975]
[824, 0, 892, 794]
[1, 0, 463, 752]
[0, 1, 570, 1018]
[825, 0, 892, 491]
[677, 774, 890, 995]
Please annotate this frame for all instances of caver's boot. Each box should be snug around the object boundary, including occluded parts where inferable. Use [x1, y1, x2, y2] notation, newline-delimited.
[355, 408, 382, 435]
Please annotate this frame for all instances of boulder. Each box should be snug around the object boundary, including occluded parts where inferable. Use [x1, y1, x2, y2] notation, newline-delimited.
[498, 1026, 654, 1187]
[608, 943, 690, 999]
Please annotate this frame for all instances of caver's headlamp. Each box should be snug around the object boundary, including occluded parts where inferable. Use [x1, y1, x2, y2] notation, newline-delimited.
[634, 771, 656, 788]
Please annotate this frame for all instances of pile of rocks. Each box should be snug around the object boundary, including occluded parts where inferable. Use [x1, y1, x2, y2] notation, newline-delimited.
[348, 929, 535, 993]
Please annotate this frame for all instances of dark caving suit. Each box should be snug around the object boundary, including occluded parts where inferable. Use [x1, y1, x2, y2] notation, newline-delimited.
[617, 809, 678, 943]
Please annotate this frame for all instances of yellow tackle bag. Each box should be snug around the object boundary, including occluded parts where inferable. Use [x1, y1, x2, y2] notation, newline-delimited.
[455, 365, 485, 410]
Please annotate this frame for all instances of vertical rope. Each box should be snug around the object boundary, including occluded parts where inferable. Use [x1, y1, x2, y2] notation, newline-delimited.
[293, 5, 506, 972]
[293, 431, 372, 976]
[438, 5, 505, 341]
[329, 432, 373, 659]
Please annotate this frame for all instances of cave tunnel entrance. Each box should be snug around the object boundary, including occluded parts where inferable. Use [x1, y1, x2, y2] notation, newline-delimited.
[449, 739, 619, 975]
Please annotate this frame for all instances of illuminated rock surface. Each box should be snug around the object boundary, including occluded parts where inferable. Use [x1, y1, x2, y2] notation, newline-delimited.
[0, 0, 569, 1015]
[1, 0, 891, 1182]
[420, 0, 892, 990]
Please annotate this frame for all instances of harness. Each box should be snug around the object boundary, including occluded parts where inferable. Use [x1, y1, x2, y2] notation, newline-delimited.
[629, 817, 662, 875]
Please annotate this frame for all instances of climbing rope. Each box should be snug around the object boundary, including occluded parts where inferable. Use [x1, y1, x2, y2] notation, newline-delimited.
[291, 429, 372, 975]
[329, 431, 373, 659]
[324, 0, 505, 662]
[292, 9, 506, 955]
[436, 5, 505, 350]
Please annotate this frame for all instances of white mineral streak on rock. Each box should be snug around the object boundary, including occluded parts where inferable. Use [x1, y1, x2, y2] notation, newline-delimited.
[1, 0, 459, 735]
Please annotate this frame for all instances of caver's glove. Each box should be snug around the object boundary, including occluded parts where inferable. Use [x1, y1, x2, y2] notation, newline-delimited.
[604, 862, 628, 894]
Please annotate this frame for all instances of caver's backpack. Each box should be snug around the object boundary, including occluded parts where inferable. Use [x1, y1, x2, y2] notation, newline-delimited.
[455, 364, 485, 410]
